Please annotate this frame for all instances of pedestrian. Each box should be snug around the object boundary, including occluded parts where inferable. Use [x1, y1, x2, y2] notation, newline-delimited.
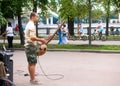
[115, 28, 119, 35]
[78, 23, 84, 40]
[57, 21, 63, 44]
[3, 22, 14, 50]
[96, 20, 104, 40]
[14, 24, 19, 36]
[24, 12, 47, 85]
[62, 24, 69, 44]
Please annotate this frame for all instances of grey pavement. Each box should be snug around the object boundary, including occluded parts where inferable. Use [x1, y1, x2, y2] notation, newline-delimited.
[12, 51, 120, 86]
[49, 40, 120, 45]
[0, 39, 120, 45]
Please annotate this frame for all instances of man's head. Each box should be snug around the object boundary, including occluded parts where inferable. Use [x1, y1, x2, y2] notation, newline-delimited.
[30, 12, 39, 22]
[63, 24, 66, 27]
[98, 20, 101, 24]
[8, 22, 12, 27]
[80, 23, 81, 25]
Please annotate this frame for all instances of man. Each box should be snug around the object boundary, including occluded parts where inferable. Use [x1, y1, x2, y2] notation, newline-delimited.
[96, 20, 104, 40]
[62, 24, 69, 44]
[57, 21, 63, 44]
[24, 12, 47, 85]
[78, 23, 84, 39]
[14, 24, 19, 36]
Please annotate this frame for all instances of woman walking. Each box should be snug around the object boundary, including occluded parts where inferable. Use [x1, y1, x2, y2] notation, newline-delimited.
[6, 22, 14, 49]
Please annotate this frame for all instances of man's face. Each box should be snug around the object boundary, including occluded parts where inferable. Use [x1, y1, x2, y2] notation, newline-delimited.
[33, 13, 39, 22]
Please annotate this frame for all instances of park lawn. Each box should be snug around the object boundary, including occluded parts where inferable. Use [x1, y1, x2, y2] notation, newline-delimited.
[0, 43, 120, 50]
[48, 44, 120, 50]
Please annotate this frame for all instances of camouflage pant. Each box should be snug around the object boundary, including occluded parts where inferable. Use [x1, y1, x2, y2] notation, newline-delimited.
[25, 43, 38, 65]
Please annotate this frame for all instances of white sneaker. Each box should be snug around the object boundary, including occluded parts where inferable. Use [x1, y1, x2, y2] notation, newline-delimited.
[30, 79, 42, 85]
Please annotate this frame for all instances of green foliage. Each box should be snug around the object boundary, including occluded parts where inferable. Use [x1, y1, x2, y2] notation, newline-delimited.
[36, 0, 48, 15]
[0, 0, 14, 18]
[37, 0, 48, 5]
[11, 0, 31, 15]
[91, 9, 103, 19]
[0, 0, 31, 18]
[0, 12, 7, 26]
[113, 0, 120, 8]
[47, 0, 58, 13]
[59, 0, 77, 19]
[113, 0, 120, 12]
[75, 0, 88, 18]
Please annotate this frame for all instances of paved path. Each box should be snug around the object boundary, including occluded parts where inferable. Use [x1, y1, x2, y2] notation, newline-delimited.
[0, 39, 120, 45]
[12, 51, 120, 86]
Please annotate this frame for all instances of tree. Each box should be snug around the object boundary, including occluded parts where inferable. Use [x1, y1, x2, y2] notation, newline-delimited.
[47, 0, 58, 13]
[105, 0, 110, 36]
[99, 0, 114, 36]
[59, 0, 76, 36]
[11, 0, 31, 45]
[91, 9, 103, 20]
[88, 0, 92, 45]
[32, 0, 48, 37]
[86, 0, 101, 45]
[0, 12, 6, 27]
[0, 0, 13, 36]
[0, 0, 31, 45]
[74, 0, 88, 35]
[113, 0, 120, 14]
[113, 0, 120, 9]
[0, 2, 6, 26]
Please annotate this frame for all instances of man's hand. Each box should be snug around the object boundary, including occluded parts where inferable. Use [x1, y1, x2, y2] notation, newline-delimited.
[40, 38, 47, 44]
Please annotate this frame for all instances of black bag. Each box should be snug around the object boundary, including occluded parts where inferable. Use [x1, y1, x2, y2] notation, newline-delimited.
[0, 78, 15, 86]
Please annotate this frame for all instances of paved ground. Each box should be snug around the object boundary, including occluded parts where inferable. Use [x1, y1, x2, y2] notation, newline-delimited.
[12, 50, 120, 86]
[49, 40, 120, 45]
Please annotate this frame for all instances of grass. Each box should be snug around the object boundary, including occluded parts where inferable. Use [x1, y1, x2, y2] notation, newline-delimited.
[0, 43, 120, 51]
[48, 44, 120, 50]
[107, 35, 120, 40]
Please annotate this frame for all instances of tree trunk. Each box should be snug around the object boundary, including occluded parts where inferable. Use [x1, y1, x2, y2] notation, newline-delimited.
[18, 12, 25, 45]
[0, 25, 7, 44]
[105, 0, 110, 36]
[88, 0, 92, 45]
[33, 0, 38, 37]
[68, 17, 74, 36]
[77, 17, 81, 27]
[33, 0, 37, 12]
[106, 17, 109, 36]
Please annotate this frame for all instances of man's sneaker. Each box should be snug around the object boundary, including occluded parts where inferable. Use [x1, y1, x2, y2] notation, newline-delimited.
[30, 79, 42, 85]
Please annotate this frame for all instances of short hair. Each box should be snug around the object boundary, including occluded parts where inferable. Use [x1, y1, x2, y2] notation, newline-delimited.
[8, 22, 12, 27]
[98, 20, 101, 23]
[30, 12, 37, 19]
[63, 24, 66, 27]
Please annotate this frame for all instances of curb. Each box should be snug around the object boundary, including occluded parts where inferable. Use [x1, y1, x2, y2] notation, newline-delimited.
[13, 48, 120, 54]
[48, 49, 120, 54]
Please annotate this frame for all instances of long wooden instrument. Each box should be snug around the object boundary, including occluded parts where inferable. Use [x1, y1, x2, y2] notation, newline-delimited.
[37, 21, 65, 56]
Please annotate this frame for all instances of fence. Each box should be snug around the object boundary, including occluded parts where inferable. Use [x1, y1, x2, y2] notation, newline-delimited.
[37, 24, 120, 36]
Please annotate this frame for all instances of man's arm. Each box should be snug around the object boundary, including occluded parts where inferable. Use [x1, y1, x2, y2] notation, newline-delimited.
[31, 36, 47, 44]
